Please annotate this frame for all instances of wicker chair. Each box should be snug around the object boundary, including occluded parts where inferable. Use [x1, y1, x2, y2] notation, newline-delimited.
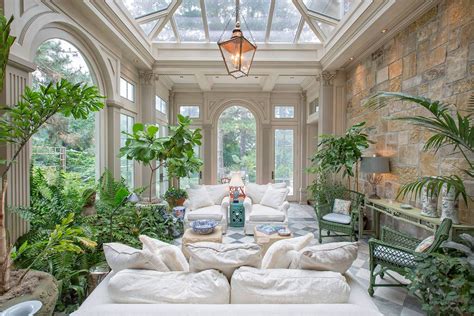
[314, 190, 365, 243]
[368, 218, 452, 296]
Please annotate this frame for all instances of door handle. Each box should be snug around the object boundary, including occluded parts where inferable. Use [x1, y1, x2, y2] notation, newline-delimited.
[271, 171, 274, 180]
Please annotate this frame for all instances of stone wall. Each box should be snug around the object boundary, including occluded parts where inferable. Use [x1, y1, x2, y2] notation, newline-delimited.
[346, 0, 473, 231]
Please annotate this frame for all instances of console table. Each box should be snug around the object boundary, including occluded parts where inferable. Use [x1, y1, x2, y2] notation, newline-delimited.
[364, 198, 474, 239]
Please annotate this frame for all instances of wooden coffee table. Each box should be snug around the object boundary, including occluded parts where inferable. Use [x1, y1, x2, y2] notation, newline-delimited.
[182, 226, 223, 258]
[253, 226, 293, 255]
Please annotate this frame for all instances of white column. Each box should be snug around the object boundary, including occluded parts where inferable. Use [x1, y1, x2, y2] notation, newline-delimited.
[299, 91, 308, 204]
[106, 101, 122, 179]
[318, 71, 336, 137]
[333, 70, 347, 136]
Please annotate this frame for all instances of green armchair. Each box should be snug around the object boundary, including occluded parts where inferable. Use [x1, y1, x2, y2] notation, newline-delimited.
[314, 190, 365, 243]
[368, 218, 452, 296]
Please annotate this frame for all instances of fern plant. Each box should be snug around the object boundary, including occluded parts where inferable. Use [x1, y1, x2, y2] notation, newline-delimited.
[365, 92, 473, 204]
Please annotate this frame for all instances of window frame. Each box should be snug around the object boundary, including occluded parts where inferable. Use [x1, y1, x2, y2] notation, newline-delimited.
[120, 77, 136, 103]
[120, 113, 135, 188]
[179, 105, 200, 118]
[274, 105, 296, 119]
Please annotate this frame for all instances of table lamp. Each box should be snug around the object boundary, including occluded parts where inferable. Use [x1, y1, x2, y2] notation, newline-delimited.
[229, 171, 245, 203]
[360, 156, 390, 199]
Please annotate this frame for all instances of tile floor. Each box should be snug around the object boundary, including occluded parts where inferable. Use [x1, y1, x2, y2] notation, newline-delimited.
[174, 203, 425, 316]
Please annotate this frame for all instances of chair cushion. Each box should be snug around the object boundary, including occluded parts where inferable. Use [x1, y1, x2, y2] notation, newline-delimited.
[261, 234, 314, 269]
[333, 199, 352, 215]
[291, 242, 358, 273]
[245, 183, 269, 204]
[231, 267, 350, 304]
[260, 187, 289, 209]
[187, 205, 223, 221]
[187, 242, 262, 279]
[249, 204, 285, 222]
[186, 187, 214, 210]
[373, 247, 416, 267]
[103, 243, 169, 272]
[109, 269, 230, 304]
[322, 212, 351, 224]
[192, 184, 229, 205]
[139, 235, 189, 272]
[415, 235, 434, 253]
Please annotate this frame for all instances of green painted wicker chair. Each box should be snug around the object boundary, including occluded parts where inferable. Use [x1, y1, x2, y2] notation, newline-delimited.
[314, 190, 365, 243]
[368, 218, 452, 296]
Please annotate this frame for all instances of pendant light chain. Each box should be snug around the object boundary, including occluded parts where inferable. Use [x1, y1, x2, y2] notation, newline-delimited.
[236, 0, 240, 25]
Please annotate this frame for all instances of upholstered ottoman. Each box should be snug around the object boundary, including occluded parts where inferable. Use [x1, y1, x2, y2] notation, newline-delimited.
[182, 227, 223, 258]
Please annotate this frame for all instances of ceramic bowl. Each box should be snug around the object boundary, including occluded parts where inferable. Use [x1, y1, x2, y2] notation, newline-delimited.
[191, 219, 218, 235]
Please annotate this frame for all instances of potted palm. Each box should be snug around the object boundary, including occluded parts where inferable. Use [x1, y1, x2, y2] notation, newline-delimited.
[119, 114, 203, 204]
[365, 92, 473, 223]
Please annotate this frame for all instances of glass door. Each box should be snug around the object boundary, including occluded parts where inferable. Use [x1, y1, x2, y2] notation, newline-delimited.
[272, 127, 297, 200]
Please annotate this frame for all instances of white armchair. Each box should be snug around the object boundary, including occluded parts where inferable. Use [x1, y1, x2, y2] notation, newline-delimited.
[183, 184, 230, 234]
[243, 196, 290, 235]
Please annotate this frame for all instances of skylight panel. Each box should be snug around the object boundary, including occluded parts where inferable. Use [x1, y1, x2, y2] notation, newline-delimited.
[140, 20, 159, 36]
[156, 21, 176, 41]
[175, 0, 206, 42]
[303, 0, 341, 19]
[344, 0, 355, 14]
[205, 0, 234, 42]
[121, 0, 172, 18]
[269, 0, 301, 42]
[240, 0, 271, 43]
[317, 21, 336, 37]
[299, 22, 320, 43]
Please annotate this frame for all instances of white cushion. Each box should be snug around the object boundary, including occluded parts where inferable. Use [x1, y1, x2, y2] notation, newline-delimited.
[186, 187, 214, 210]
[103, 243, 168, 272]
[231, 267, 350, 304]
[249, 204, 286, 222]
[333, 199, 352, 215]
[271, 182, 287, 189]
[291, 242, 358, 273]
[261, 234, 314, 269]
[245, 183, 269, 204]
[260, 187, 289, 209]
[139, 235, 189, 272]
[187, 242, 262, 279]
[193, 184, 229, 205]
[186, 205, 223, 221]
[322, 212, 352, 224]
[108, 269, 230, 304]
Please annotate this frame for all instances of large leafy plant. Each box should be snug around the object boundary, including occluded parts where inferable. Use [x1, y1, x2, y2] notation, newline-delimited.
[406, 234, 474, 315]
[0, 13, 104, 294]
[308, 122, 372, 191]
[365, 92, 473, 205]
[120, 114, 203, 201]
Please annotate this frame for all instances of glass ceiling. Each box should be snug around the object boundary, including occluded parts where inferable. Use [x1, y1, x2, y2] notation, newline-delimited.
[121, 0, 355, 44]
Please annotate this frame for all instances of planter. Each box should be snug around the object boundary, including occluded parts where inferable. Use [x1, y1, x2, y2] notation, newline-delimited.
[420, 185, 438, 218]
[175, 197, 186, 207]
[0, 270, 59, 316]
[81, 205, 96, 216]
[440, 184, 459, 224]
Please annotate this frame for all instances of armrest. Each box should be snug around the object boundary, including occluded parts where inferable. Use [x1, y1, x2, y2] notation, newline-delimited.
[183, 199, 192, 211]
[243, 197, 253, 213]
[279, 201, 290, 217]
[314, 203, 331, 219]
[221, 196, 230, 208]
[381, 226, 421, 250]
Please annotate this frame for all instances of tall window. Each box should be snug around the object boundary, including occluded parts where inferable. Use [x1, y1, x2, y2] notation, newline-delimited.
[180, 105, 200, 118]
[274, 129, 294, 195]
[31, 39, 97, 183]
[156, 96, 167, 114]
[274, 106, 295, 118]
[120, 77, 135, 102]
[217, 106, 256, 182]
[120, 114, 135, 188]
[180, 135, 200, 189]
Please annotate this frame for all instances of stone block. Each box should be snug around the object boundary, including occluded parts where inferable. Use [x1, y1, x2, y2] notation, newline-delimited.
[428, 44, 447, 68]
[446, 47, 468, 83]
[417, 83, 429, 95]
[402, 52, 417, 79]
[430, 27, 448, 49]
[403, 33, 417, 56]
[422, 64, 446, 82]
[388, 59, 402, 79]
[389, 77, 402, 92]
[399, 131, 409, 145]
[446, 77, 474, 96]
[448, 27, 461, 52]
[447, 0, 473, 28]
[419, 152, 438, 176]
[376, 66, 389, 84]
[402, 75, 422, 91]
[469, 43, 474, 61]
[398, 145, 419, 166]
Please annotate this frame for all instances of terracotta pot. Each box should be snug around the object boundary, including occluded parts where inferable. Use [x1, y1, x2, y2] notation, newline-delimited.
[175, 197, 186, 207]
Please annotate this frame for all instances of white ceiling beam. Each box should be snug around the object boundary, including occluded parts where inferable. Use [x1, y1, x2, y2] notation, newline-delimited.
[292, 0, 326, 43]
[294, 17, 305, 43]
[200, 0, 210, 42]
[171, 16, 181, 43]
[136, 10, 168, 24]
[306, 11, 339, 26]
[265, 0, 276, 43]
[148, 0, 182, 40]
[195, 73, 212, 91]
[262, 74, 279, 91]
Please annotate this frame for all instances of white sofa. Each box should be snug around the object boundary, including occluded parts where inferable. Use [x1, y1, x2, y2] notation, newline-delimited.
[183, 184, 230, 233]
[72, 270, 381, 316]
[244, 183, 290, 235]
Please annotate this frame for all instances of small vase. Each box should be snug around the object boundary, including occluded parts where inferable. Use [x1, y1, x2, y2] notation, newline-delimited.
[440, 184, 459, 224]
[420, 185, 438, 217]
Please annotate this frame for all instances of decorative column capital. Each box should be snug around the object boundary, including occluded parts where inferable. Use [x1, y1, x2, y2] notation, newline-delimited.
[139, 71, 158, 85]
[319, 71, 336, 86]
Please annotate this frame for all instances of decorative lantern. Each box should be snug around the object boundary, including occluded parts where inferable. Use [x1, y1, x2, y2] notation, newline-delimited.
[217, 0, 257, 79]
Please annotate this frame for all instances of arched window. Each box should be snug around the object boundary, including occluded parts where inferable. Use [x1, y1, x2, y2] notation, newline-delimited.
[31, 39, 97, 183]
[217, 106, 256, 183]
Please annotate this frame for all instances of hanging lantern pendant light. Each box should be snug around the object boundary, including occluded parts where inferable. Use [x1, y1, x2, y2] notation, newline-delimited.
[218, 0, 257, 79]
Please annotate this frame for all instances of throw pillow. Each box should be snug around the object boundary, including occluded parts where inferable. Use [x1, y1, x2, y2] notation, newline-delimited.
[109, 269, 230, 304]
[271, 182, 287, 189]
[333, 199, 352, 215]
[231, 267, 350, 304]
[103, 242, 169, 272]
[186, 186, 214, 210]
[245, 183, 269, 204]
[261, 233, 314, 269]
[260, 187, 289, 209]
[204, 184, 230, 205]
[415, 235, 435, 253]
[290, 242, 358, 273]
[139, 235, 189, 272]
[187, 242, 262, 279]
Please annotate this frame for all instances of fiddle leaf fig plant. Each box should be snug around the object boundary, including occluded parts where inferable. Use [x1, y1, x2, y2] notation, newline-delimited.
[120, 114, 203, 202]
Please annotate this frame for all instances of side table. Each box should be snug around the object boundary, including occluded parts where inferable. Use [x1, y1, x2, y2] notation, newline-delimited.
[181, 226, 223, 259]
[229, 201, 245, 227]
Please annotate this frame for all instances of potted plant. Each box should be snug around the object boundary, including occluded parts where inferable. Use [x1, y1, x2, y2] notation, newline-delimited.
[0, 11, 104, 309]
[119, 114, 203, 204]
[81, 187, 97, 216]
[365, 92, 473, 222]
[164, 187, 188, 208]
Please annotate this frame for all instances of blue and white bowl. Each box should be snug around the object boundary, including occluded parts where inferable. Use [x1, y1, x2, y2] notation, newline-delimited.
[191, 219, 217, 235]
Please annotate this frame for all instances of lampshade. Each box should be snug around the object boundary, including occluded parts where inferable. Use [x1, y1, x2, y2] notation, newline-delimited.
[360, 157, 390, 174]
[229, 172, 244, 187]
